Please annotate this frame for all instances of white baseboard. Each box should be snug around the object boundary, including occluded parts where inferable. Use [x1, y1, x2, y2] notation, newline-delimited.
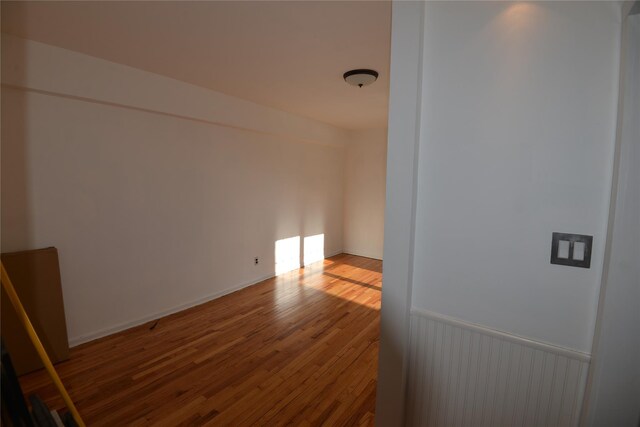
[68, 251, 345, 347]
[406, 309, 591, 427]
[68, 272, 275, 347]
[324, 249, 344, 259]
[342, 249, 383, 261]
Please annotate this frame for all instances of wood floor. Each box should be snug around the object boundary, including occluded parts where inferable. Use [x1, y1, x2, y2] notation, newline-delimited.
[19, 254, 382, 426]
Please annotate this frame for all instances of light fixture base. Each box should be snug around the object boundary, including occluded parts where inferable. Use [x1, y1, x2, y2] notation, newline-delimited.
[343, 69, 379, 88]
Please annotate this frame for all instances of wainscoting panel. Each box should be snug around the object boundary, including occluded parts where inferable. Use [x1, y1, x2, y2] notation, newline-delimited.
[406, 310, 590, 427]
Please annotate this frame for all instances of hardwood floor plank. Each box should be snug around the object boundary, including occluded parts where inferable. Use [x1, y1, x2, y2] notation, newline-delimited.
[18, 254, 381, 426]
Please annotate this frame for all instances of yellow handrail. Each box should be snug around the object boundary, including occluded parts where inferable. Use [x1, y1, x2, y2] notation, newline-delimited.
[1, 262, 86, 427]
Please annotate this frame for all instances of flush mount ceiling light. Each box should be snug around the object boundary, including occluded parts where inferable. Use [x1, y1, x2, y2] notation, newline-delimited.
[343, 69, 378, 88]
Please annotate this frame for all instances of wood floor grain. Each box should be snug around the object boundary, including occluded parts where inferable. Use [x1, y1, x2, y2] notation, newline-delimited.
[19, 254, 381, 426]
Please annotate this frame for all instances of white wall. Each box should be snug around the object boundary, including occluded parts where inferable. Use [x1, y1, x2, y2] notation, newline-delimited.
[377, 2, 623, 425]
[584, 9, 640, 427]
[343, 128, 387, 260]
[1, 35, 346, 345]
[0, 35, 349, 147]
[375, 2, 424, 424]
[412, 1, 620, 353]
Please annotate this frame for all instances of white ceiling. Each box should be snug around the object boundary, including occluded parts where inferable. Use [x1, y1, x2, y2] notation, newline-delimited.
[1, 1, 391, 130]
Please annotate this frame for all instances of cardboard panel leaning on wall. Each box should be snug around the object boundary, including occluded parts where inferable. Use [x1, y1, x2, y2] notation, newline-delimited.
[1, 247, 70, 375]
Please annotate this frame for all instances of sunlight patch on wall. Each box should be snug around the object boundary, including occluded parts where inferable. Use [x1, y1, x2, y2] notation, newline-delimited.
[275, 236, 300, 275]
[303, 234, 325, 266]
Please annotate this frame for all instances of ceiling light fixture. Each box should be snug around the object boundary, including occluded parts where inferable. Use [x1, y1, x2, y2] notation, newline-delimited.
[343, 69, 379, 88]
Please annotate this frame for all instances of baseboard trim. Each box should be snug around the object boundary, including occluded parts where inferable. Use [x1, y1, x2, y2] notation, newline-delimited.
[342, 250, 383, 261]
[68, 272, 275, 347]
[69, 251, 346, 347]
[324, 249, 345, 259]
[411, 308, 591, 362]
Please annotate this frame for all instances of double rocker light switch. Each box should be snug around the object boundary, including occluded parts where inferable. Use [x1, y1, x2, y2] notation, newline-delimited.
[551, 232, 593, 268]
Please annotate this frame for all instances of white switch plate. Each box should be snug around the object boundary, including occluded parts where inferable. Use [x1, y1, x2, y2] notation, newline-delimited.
[573, 242, 585, 261]
[558, 240, 570, 259]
